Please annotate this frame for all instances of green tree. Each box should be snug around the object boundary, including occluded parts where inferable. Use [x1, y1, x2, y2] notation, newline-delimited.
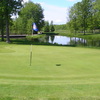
[26, 18, 33, 34]
[44, 21, 50, 32]
[13, 17, 25, 34]
[0, 0, 5, 41]
[68, 0, 95, 35]
[93, 0, 100, 30]
[0, 0, 23, 42]
[81, 0, 93, 34]
[50, 21, 55, 32]
[18, 2, 44, 34]
[69, 2, 82, 34]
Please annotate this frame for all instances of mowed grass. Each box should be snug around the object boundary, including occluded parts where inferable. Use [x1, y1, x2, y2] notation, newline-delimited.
[0, 43, 100, 100]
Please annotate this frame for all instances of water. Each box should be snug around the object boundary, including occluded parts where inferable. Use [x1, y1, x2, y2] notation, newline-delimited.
[39, 35, 100, 47]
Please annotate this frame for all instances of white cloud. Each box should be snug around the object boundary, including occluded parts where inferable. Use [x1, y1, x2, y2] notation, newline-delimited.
[23, 0, 29, 3]
[40, 2, 68, 24]
[21, 1, 69, 24]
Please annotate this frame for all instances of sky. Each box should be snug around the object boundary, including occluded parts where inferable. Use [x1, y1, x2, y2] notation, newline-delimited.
[23, 0, 82, 24]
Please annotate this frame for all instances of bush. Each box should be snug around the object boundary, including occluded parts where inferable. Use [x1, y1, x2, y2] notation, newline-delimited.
[26, 35, 45, 41]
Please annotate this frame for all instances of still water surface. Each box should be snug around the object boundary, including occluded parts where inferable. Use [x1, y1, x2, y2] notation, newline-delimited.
[39, 35, 100, 47]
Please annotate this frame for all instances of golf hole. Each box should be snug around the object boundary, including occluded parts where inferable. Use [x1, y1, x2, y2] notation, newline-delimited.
[56, 64, 61, 66]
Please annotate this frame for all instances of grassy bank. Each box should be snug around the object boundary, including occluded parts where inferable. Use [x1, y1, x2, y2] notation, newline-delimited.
[78, 34, 100, 40]
[54, 30, 100, 40]
[0, 42, 100, 99]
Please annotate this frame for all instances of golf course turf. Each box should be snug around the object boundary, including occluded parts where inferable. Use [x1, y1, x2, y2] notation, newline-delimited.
[0, 42, 100, 100]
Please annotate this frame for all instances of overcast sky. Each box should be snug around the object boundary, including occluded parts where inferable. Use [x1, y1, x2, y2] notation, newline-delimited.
[23, 0, 82, 24]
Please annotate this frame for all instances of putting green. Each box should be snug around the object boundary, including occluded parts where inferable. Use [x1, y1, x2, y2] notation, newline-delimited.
[0, 44, 100, 99]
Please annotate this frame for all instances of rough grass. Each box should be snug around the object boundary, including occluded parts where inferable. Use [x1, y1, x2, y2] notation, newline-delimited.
[80, 34, 100, 40]
[0, 42, 100, 100]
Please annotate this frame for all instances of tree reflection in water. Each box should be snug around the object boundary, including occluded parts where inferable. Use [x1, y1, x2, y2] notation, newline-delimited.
[37, 35, 100, 47]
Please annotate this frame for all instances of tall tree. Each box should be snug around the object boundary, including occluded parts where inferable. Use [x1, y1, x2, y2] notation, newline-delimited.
[69, 2, 82, 34]
[68, 0, 95, 35]
[44, 21, 50, 32]
[50, 21, 55, 32]
[0, 0, 5, 41]
[93, 0, 100, 30]
[18, 2, 44, 34]
[0, 0, 23, 42]
[81, 0, 93, 34]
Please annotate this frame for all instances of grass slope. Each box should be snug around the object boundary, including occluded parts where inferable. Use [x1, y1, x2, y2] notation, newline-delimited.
[0, 43, 100, 100]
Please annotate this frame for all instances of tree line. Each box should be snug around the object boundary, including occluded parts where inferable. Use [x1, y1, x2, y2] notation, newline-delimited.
[0, 0, 100, 42]
[67, 0, 100, 35]
[0, 0, 23, 42]
[0, 1, 45, 42]
[10, 2, 44, 35]
[43, 21, 55, 32]
[0, 1, 56, 42]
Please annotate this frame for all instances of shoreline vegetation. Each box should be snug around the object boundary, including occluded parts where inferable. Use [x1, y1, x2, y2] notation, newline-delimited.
[54, 30, 100, 40]
[1, 30, 100, 49]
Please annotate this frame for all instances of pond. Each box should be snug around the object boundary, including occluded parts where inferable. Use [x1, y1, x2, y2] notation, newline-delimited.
[39, 35, 100, 47]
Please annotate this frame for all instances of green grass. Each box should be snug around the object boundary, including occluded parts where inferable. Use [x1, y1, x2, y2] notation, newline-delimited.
[26, 34, 45, 40]
[56, 30, 100, 40]
[0, 42, 100, 100]
[79, 34, 100, 40]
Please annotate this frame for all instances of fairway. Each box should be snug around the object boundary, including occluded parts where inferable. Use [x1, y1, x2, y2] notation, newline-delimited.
[0, 43, 100, 100]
